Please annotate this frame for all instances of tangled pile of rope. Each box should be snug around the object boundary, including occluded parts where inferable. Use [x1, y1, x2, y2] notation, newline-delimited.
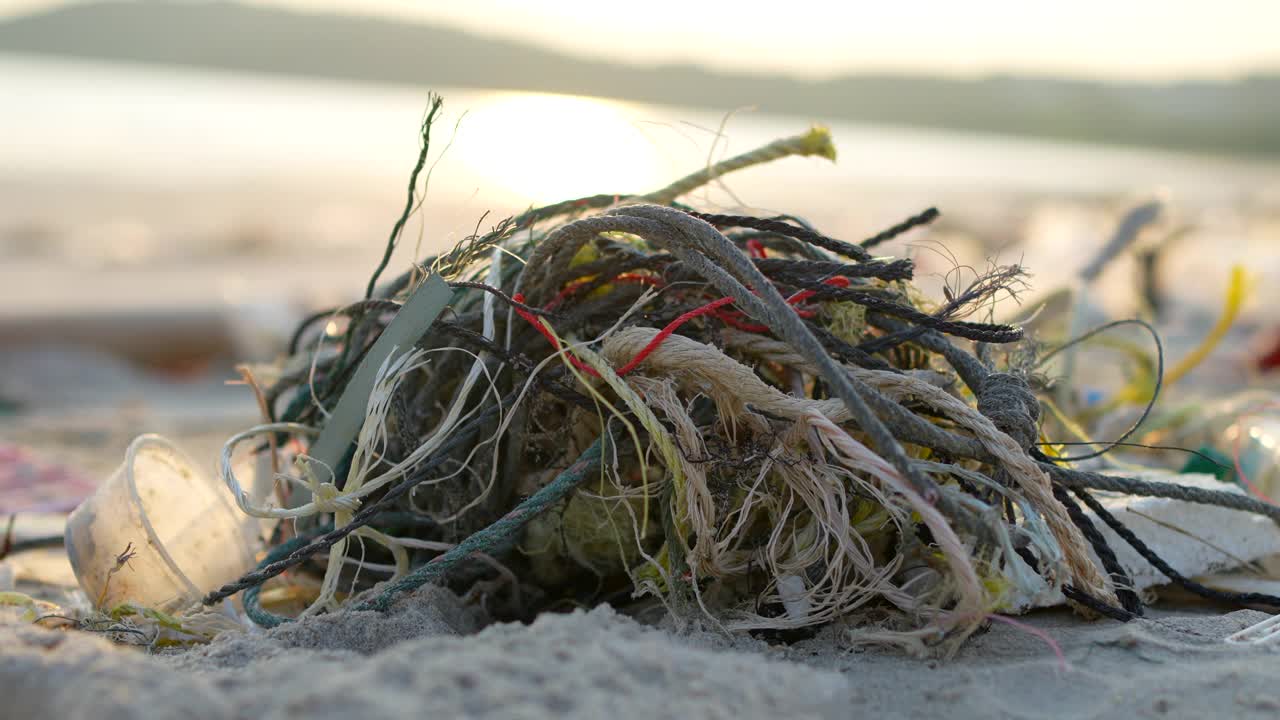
[204, 105, 1280, 653]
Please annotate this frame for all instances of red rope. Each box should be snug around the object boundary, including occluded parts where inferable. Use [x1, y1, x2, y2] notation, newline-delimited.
[513, 275, 852, 379]
[544, 280, 590, 311]
[512, 293, 741, 378]
[711, 311, 770, 333]
[711, 275, 851, 332]
[614, 297, 737, 376]
[511, 293, 602, 378]
[745, 239, 767, 259]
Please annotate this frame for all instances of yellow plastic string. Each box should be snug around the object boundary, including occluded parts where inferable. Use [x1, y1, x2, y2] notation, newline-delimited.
[1163, 264, 1250, 387]
[1102, 264, 1248, 413]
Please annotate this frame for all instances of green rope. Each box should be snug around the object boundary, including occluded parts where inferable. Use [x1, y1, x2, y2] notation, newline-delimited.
[242, 532, 326, 628]
[237, 439, 601, 627]
[356, 438, 604, 612]
[365, 94, 445, 299]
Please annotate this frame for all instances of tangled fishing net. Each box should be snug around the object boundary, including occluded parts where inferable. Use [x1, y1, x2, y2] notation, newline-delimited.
[205, 98, 1280, 654]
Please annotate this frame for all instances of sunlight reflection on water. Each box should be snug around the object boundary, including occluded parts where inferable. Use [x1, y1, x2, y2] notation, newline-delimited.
[3, 54, 1279, 323]
[453, 92, 667, 204]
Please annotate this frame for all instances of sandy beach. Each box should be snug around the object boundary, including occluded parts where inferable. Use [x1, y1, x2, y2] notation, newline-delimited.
[4, 583, 1279, 720]
[4, 353, 1279, 720]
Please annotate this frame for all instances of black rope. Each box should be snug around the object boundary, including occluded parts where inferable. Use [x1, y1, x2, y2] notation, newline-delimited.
[1053, 485, 1145, 616]
[855, 325, 928, 356]
[1062, 585, 1135, 621]
[804, 321, 899, 371]
[801, 285, 1023, 343]
[686, 211, 874, 262]
[753, 257, 916, 283]
[725, 230, 830, 261]
[545, 253, 673, 296]
[1012, 515, 1135, 621]
[860, 207, 940, 249]
[426, 322, 596, 411]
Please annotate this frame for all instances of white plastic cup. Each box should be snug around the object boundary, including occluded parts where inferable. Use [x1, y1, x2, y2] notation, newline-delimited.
[65, 434, 261, 612]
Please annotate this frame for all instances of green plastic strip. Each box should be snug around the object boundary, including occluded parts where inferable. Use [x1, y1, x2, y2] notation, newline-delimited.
[303, 272, 453, 481]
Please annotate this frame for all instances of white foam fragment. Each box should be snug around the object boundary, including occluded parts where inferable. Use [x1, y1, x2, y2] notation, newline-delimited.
[1085, 472, 1280, 590]
[776, 574, 812, 623]
[1009, 471, 1280, 610]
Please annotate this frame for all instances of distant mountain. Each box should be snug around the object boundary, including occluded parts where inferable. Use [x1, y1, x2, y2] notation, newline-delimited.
[2, 1, 1278, 157]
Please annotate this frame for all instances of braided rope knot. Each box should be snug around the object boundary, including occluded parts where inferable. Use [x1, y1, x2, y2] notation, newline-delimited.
[977, 372, 1040, 450]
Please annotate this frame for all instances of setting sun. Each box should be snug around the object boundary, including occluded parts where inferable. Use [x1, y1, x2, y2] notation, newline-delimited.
[453, 92, 666, 205]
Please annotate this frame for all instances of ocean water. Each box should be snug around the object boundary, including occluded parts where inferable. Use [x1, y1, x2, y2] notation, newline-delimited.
[1, 53, 1278, 321]
[6, 54, 1279, 198]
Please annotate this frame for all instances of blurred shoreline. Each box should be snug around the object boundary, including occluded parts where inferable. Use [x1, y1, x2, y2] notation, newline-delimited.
[4, 1, 1280, 157]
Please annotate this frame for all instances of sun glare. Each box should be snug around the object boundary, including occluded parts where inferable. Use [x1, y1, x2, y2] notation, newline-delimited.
[454, 92, 666, 205]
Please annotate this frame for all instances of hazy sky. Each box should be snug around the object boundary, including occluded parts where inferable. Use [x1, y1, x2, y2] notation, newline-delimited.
[5, 0, 1280, 80]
